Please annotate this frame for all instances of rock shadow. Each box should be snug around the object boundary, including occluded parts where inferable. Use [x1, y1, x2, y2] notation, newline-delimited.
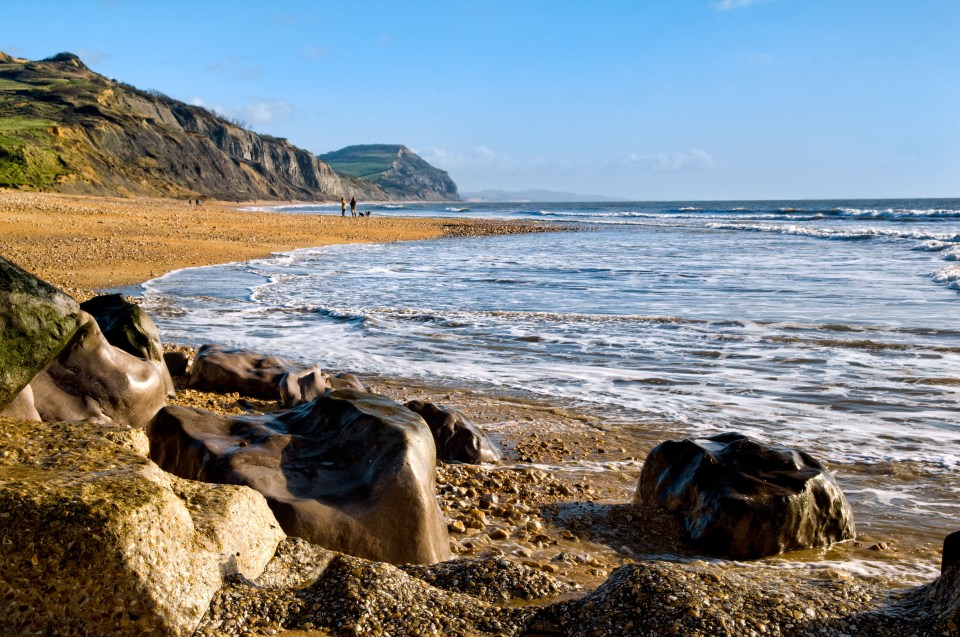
[541, 501, 700, 559]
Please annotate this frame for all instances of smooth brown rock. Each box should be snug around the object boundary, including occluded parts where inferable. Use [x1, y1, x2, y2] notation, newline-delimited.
[635, 432, 855, 558]
[0, 255, 80, 410]
[29, 311, 167, 428]
[188, 343, 300, 399]
[279, 367, 367, 408]
[163, 350, 190, 376]
[0, 417, 284, 637]
[80, 293, 175, 396]
[405, 399, 502, 464]
[0, 384, 40, 421]
[149, 389, 451, 564]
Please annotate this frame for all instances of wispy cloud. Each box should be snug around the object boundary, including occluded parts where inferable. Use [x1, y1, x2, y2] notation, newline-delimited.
[652, 149, 715, 172]
[711, 0, 773, 11]
[420, 146, 716, 187]
[188, 96, 292, 127]
[74, 48, 111, 66]
[238, 99, 292, 124]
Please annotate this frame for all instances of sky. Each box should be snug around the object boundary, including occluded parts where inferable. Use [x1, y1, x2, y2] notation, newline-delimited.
[3, 1, 958, 200]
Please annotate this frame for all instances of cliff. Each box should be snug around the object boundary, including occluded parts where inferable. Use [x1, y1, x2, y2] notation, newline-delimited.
[0, 52, 384, 201]
[320, 144, 460, 201]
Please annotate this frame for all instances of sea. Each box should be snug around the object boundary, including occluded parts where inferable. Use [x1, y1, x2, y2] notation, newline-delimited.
[139, 198, 960, 584]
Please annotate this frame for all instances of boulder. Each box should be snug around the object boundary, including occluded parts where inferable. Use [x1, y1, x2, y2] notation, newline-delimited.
[149, 389, 451, 564]
[29, 311, 167, 428]
[635, 432, 855, 558]
[80, 293, 175, 396]
[163, 350, 190, 377]
[0, 255, 80, 410]
[0, 384, 40, 421]
[943, 531, 960, 573]
[279, 367, 366, 408]
[0, 416, 284, 637]
[405, 400, 502, 464]
[188, 343, 301, 399]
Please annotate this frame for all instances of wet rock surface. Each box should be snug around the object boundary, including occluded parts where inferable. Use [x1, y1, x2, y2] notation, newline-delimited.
[278, 367, 365, 408]
[0, 255, 79, 409]
[0, 417, 283, 637]
[80, 292, 175, 396]
[149, 390, 451, 564]
[406, 399, 502, 464]
[188, 344, 303, 399]
[636, 432, 856, 559]
[28, 311, 167, 428]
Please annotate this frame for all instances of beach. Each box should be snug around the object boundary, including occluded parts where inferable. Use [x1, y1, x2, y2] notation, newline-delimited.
[0, 190, 558, 299]
[3, 191, 959, 636]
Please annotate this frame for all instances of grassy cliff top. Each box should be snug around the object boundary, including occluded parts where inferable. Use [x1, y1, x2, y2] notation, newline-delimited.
[319, 144, 406, 179]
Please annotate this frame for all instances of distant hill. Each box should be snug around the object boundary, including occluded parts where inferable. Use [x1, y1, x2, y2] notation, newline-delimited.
[0, 51, 387, 200]
[320, 144, 459, 201]
[461, 189, 617, 203]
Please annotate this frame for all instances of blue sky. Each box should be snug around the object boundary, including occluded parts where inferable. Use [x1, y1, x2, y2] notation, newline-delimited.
[3, 1, 958, 199]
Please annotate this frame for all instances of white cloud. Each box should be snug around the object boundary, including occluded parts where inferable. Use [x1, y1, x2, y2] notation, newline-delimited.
[74, 48, 111, 66]
[237, 99, 293, 124]
[419, 145, 716, 191]
[711, 0, 772, 11]
[652, 149, 715, 172]
[187, 97, 292, 127]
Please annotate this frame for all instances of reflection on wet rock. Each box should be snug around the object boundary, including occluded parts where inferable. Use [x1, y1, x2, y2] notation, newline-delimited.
[636, 432, 855, 558]
[149, 389, 450, 564]
[406, 399, 502, 464]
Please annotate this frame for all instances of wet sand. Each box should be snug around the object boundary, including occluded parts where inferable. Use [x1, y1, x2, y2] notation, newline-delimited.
[0, 190, 559, 299]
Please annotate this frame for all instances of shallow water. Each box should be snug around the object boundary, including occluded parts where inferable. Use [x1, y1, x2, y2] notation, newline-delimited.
[141, 199, 960, 583]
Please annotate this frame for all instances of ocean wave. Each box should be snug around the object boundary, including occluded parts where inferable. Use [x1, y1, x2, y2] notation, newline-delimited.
[706, 222, 960, 242]
[933, 265, 960, 290]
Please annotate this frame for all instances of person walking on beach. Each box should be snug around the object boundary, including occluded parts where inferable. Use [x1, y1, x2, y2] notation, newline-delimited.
[350, 195, 357, 218]
[341, 196, 347, 216]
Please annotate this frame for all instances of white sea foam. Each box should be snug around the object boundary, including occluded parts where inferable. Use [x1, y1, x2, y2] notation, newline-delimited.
[706, 222, 960, 242]
[933, 265, 960, 289]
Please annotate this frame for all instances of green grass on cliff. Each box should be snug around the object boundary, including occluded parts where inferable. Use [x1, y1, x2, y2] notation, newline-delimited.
[0, 117, 67, 188]
[320, 144, 402, 179]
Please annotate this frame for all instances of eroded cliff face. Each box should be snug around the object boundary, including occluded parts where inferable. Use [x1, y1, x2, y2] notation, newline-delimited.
[0, 53, 384, 201]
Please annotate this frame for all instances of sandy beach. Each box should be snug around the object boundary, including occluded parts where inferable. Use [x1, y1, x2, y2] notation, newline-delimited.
[2, 189, 954, 636]
[0, 190, 557, 299]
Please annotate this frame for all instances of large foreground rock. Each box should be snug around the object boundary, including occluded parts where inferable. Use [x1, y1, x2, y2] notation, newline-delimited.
[405, 399, 502, 464]
[0, 255, 80, 410]
[80, 293, 175, 396]
[635, 432, 855, 558]
[27, 311, 167, 428]
[149, 389, 451, 564]
[0, 417, 284, 637]
[188, 343, 301, 399]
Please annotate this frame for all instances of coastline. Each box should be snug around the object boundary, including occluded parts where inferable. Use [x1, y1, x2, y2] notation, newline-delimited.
[0, 190, 558, 300]
[3, 190, 954, 635]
